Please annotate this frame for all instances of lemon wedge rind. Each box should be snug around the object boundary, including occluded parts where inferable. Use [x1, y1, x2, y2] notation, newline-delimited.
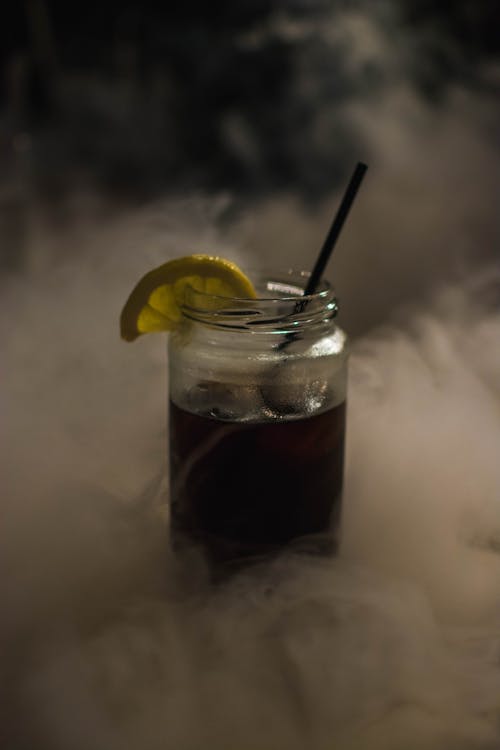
[120, 254, 257, 342]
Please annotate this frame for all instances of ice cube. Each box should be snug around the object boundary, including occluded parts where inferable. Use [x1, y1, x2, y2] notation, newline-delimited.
[186, 380, 265, 421]
[259, 377, 329, 417]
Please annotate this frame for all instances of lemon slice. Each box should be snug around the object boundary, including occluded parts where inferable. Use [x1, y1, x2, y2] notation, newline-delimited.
[120, 254, 257, 341]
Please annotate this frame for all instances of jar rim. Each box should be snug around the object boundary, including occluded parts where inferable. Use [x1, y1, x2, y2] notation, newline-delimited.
[179, 268, 338, 332]
[183, 267, 333, 305]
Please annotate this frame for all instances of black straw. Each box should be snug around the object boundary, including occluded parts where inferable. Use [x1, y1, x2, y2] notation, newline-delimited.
[303, 161, 367, 296]
[276, 161, 367, 350]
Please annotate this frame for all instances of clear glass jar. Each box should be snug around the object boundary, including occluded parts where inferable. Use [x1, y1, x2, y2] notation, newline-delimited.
[168, 268, 348, 572]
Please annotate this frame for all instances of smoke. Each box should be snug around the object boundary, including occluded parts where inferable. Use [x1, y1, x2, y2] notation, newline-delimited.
[2, 6, 500, 750]
[3, 183, 500, 750]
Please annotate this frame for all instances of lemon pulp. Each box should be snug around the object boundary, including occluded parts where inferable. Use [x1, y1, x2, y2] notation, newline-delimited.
[120, 254, 257, 341]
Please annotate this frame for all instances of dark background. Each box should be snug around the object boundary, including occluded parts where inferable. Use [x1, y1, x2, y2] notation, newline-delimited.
[1, 0, 499, 205]
[1, 0, 499, 337]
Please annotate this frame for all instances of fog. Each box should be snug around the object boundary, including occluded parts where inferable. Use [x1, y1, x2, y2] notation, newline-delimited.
[2, 4, 500, 750]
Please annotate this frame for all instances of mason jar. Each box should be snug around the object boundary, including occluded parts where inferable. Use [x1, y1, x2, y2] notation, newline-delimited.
[168, 268, 348, 572]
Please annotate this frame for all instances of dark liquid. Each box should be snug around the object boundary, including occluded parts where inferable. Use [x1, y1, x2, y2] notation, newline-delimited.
[169, 400, 346, 568]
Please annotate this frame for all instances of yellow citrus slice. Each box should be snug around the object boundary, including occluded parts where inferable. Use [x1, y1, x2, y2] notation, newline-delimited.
[120, 254, 257, 341]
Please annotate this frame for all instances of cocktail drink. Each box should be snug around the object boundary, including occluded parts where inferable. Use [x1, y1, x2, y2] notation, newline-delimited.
[120, 164, 367, 575]
[168, 270, 348, 569]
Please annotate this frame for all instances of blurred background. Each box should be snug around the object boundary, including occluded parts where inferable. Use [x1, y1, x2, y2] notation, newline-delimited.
[2, 4, 500, 749]
[2, 0, 499, 199]
[1, 1, 499, 334]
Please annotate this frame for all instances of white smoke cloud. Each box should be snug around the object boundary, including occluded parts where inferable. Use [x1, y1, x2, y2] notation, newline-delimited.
[2, 194, 500, 750]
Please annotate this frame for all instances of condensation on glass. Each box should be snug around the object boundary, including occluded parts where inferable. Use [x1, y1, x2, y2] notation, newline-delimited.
[168, 268, 348, 574]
